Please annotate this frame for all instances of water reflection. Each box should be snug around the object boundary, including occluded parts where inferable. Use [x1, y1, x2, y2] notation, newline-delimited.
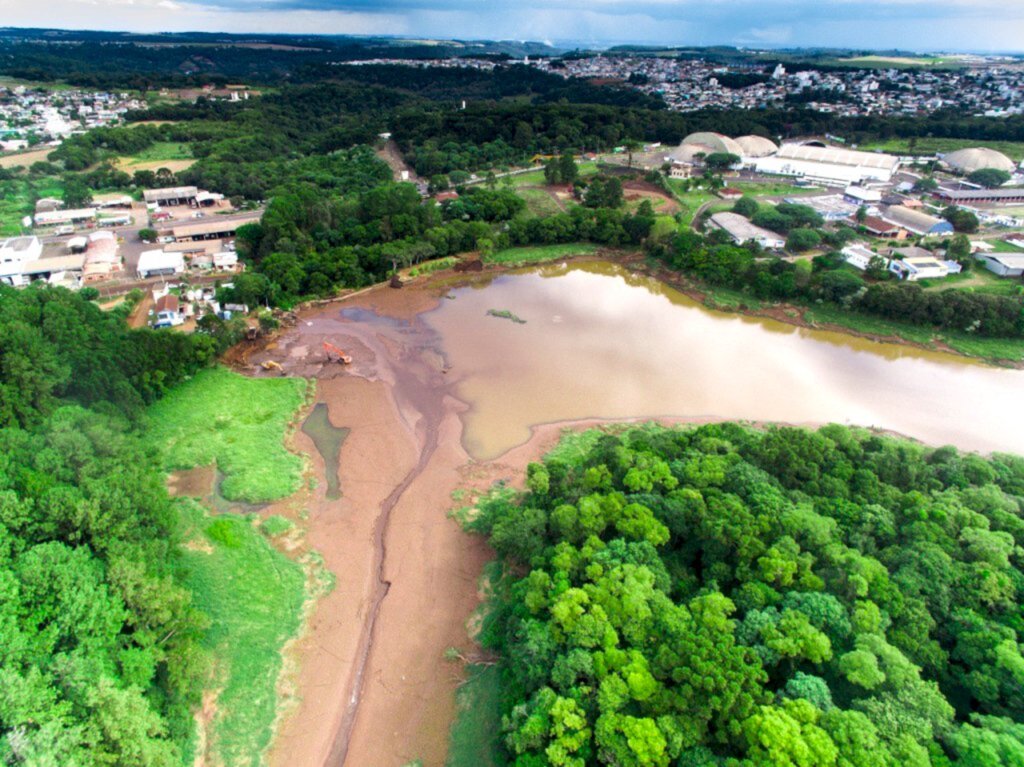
[425, 261, 1021, 460]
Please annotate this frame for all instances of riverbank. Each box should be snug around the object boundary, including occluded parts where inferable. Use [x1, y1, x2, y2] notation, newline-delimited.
[236, 253, 1023, 767]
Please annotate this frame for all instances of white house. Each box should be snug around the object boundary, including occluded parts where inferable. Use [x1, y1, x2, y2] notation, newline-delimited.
[841, 244, 883, 271]
[843, 186, 883, 205]
[137, 250, 185, 279]
[888, 256, 961, 281]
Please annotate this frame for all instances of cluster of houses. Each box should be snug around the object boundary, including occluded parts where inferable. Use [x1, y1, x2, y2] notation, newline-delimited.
[524, 55, 1024, 118]
[0, 85, 144, 151]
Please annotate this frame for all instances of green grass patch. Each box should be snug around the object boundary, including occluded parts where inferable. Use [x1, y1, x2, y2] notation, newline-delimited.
[407, 256, 457, 277]
[445, 664, 507, 767]
[486, 309, 526, 324]
[175, 500, 305, 767]
[484, 242, 599, 266]
[803, 303, 1024, 362]
[986, 239, 1024, 254]
[259, 515, 295, 538]
[0, 175, 63, 236]
[515, 187, 563, 218]
[145, 367, 308, 503]
[121, 141, 193, 164]
[859, 137, 1024, 162]
[704, 286, 764, 311]
[730, 181, 820, 197]
[667, 185, 717, 226]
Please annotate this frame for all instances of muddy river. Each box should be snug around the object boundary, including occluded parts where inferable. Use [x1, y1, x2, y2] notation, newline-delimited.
[426, 260, 1024, 459]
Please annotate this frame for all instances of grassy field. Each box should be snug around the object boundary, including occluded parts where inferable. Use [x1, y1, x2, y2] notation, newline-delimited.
[803, 303, 1024, 362]
[0, 75, 75, 91]
[145, 366, 309, 503]
[175, 500, 305, 767]
[0, 147, 55, 169]
[485, 242, 599, 266]
[515, 187, 563, 218]
[667, 185, 717, 226]
[445, 664, 506, 767]
[508, 161, 599, 188]
[987, 239, 1024, 254]
[859, 137, 1024, 161]
[833, 55, 961, 69]
[729, 181, 820, 198]
[920, 266, 1024, 297]
[0, 176, 63, 236]
[115, 141, 196, 173]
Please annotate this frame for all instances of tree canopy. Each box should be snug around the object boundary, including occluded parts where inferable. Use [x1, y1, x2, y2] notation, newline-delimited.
[470, 423, 1024, 767]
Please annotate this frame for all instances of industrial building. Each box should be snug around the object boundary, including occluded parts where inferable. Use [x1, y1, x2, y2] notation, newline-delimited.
[34, 208, 97, 227]
[977, 253, 1024, 278]
[879, 206, 954, 237]
[935, 188, 1024, 206]
[708, 212, 785, 249]
[754, 144, 902, 186]
[941, 148, 1016, 175]
[143, 186, 200, 207]
[170, 215, 261, 243]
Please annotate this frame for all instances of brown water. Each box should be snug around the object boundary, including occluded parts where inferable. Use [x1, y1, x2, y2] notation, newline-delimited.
[425, 261, 1024, 460]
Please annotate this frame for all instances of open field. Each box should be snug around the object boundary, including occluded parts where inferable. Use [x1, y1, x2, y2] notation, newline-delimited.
[730, 181, 821, 197]
[860, 137, 1024, 161]
[515, 187, 564, 217]
[485, 242, 599, 265]
[145, 366, 308, 503]
[115, 141, 196, 173]
[0, 147, 54, 169]
[987, 239, 1024, 253]
[175, 500, 306, 767]
[835, 55, 960, 69]
[0, 75, 75, 91]
[667, 185, 717, 226]
[0, 176, 62, 235]
[509, 161, 598, 187]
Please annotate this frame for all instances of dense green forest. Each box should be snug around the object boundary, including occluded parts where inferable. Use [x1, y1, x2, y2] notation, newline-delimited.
[470, 424, 1024, 766]
[0, 285, 221, 763]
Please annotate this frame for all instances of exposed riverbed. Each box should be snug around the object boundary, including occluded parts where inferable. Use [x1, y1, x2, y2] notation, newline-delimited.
[260, 259, 1024, 767]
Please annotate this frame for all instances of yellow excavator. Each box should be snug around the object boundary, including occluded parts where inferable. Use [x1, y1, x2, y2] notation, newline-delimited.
[323, 341, 352, 365]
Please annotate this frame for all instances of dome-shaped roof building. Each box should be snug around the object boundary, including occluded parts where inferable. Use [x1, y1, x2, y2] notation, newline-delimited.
[736, 135, 779, 158]
[667, 143, 713, 164]
[681, 132, 745, 157]
[943, 147, 1016, 174]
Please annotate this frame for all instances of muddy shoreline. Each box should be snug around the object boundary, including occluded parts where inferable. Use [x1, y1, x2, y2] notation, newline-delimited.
[237, 254, 1014, 767]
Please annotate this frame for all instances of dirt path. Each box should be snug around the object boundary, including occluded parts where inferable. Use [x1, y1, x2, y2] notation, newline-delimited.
[376, 140, 422, 185]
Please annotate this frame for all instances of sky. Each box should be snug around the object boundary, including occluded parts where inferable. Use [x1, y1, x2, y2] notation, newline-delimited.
[1, 0, 1023, 52]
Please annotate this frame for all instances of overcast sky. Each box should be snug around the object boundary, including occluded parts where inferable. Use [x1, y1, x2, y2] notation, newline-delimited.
[2, 0, 1022, 52]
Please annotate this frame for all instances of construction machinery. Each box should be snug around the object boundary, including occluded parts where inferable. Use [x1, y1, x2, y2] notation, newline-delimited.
[261, 360, 284, 374]
[323, 341, 352, 365]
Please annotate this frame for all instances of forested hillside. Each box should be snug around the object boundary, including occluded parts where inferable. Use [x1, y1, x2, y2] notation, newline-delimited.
[471, 424, 1024, 766]
[0, 286, 218, 763]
